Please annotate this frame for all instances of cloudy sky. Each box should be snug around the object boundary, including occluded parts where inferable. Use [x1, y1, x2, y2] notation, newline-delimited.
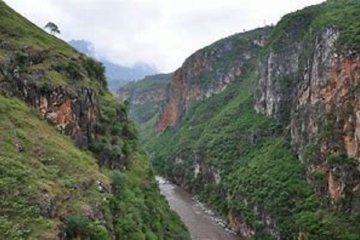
[5, 0, 324, 72]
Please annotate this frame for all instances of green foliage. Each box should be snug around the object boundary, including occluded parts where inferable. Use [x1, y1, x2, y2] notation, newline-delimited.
[83, 57, 107, 88]
[0, 94, 189, 239]
[0, 1, 71, 53]
[53, 61, 82, 80]
[265, 0, 360, 54]
[121, 73, 172, 93]
[65, 216, 110, 240]
[0, 96, 111, 238]
[296, 210, 360, 240]
[0, 2, 190, 239]
[91, 92, 139, 168]
[14, 51, 29, 68]
[44, 22, 60, 35]
[109, 154, 190, 240]
[144, 69, 359, 238]
[138, 1, 360, 239]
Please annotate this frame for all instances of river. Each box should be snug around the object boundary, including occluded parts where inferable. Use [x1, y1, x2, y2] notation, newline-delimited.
[156, 177, 238, 240]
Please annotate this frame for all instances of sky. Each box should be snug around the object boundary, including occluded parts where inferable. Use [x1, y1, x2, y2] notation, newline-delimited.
[5, 0, 324, 72]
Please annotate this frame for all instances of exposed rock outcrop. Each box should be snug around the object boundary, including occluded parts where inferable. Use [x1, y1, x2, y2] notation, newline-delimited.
[4, 70, 99, 148]
[255, 25, 360, 213]
[156, 27, 272, 131]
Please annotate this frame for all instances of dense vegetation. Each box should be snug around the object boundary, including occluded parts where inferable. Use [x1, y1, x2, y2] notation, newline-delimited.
[135, 0, 360, 239]
[265, 0, 360, 53]
[0, 1, 189, 239]
[145, 72, 360, 239]
[0, 96, 189, 239]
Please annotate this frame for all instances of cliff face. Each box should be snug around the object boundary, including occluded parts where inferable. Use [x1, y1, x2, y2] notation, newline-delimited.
[118, 73, 171, 124]
[156, 28, 271, 131]
[10, 81, 98, 148]
[141, 1, 360, 239]
[0, 46, 104, 149]
[255, 25, 360, 213]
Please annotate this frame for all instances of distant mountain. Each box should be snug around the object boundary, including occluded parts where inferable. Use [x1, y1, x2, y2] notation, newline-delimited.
[68, 39, 95, 56]
[68, 40, 157, 92]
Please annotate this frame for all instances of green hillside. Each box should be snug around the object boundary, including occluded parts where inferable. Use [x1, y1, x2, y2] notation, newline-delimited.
[0, 1, 189, 239]
[0, 96, 188, 239]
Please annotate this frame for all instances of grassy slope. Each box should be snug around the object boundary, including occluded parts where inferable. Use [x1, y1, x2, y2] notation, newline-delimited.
[0, 1, 189, 239]
[0, 96, 110, 239]
[0, 1, 71, 53]
[0, 0, 106, 91]
[0, 92, 189, 240]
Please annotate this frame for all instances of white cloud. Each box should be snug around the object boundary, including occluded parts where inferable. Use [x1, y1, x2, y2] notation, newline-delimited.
[4, 0, 324, 72]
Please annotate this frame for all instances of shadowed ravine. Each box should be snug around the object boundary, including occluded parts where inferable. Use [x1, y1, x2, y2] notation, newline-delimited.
[157, 177, 238, 240]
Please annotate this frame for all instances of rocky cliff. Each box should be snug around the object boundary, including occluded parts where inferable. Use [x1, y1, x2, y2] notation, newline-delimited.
[2, 64, 99, 148]
[134, 0, 360, 239]
[254, 4, 360, 214]
[156, 27, 271, 131]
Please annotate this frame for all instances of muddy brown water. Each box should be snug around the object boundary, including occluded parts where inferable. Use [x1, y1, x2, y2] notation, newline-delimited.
[157, 177, 238, 240]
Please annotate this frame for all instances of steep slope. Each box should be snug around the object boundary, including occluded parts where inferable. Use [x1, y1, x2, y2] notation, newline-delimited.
[0, 1, 189, 239]
[130, 0, 360, 239]
[118, 73, 172, 124]
[156, 27, 271, 131]
[0, 96, 188, 240]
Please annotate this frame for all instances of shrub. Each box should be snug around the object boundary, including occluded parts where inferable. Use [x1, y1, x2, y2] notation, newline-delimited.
[65, 62, 82, 79]
[14, 51, 28, 67]
[53, 62, 82, 80]
[83, 58, 107, 88]
[110, 170, 127, 195]
[65, 215, 110, 240]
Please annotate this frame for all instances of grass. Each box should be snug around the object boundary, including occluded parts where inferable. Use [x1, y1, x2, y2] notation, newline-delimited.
[264, 0, 360, 54]
[0, 1, 73, 54]
[0, 96, 110, 239]
[0, 1, 190, 239]
[0, 95, 190, 239]
[0, 1, 107, 92]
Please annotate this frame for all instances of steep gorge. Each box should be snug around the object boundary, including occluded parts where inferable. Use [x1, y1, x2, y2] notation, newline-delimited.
[121, 0, 360, 239]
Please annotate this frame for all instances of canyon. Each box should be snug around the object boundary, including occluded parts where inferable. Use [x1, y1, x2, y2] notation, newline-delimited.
[119, 0, 360, 239]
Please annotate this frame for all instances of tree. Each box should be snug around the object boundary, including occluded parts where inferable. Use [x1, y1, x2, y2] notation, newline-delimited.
[44, 22, 60, 35]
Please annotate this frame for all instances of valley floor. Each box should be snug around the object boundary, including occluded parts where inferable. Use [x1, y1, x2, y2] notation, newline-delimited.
[157, 177, 238, 240]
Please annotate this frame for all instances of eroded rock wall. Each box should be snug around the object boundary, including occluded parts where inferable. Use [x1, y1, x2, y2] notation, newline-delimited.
[255, 27, 360, 213]
[156, 27, 271, 131]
